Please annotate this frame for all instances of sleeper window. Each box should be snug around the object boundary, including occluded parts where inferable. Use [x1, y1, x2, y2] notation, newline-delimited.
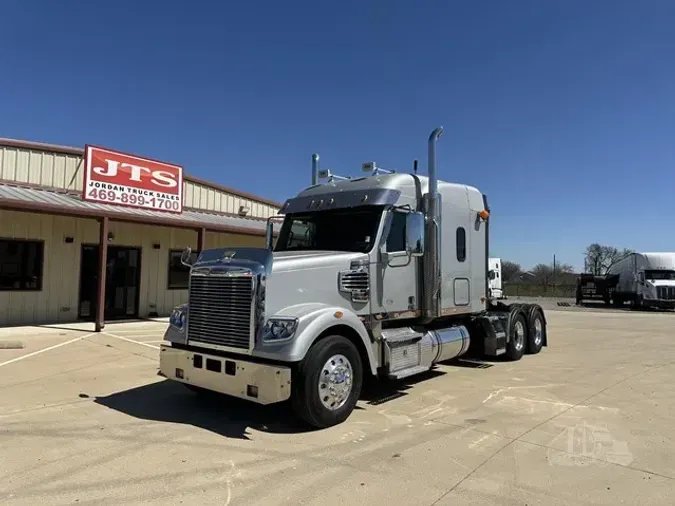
[456, 227, 466, 262]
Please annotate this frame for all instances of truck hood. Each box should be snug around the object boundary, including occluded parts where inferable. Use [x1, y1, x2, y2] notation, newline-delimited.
[265, 250, 370, 316]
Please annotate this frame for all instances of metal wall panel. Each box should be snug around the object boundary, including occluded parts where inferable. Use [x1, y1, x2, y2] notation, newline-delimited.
[0, 145, 280, 218]
[182, 180, 279, 219]
[0, 146, 83, 191]
[0, 210, 265, 327]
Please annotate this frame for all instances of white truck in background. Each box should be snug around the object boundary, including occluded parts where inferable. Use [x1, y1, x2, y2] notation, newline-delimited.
[607, 252, 675, 309]
[488, 257, 505, 300]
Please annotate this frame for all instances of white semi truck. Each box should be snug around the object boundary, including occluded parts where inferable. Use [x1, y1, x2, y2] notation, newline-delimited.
[606, 252, 675, 309]
[159, 127, 549, 428]
[488, 257, 505, 300]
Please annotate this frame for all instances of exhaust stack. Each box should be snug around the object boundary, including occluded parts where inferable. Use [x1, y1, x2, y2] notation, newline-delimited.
[311, 153, 320, 185]
[423, 127, 444, 318]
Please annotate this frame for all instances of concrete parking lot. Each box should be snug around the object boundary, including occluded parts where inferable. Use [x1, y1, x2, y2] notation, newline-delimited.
[1, 309, 674, 505]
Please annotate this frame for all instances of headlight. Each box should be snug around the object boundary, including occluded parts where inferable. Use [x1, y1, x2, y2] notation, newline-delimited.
[170, 306, 187, 330]
[262, 317, 298, 342]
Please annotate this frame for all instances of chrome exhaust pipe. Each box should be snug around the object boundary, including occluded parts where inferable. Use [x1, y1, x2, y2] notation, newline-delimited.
[428, 127, 443, 196]
[311, 153, 320, 185]
[423, 127, 443, 318]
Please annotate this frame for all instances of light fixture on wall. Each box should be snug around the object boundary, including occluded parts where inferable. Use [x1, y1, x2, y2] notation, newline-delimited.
[64, 236, 74, 244]
[107, 232, 115, 243]
[238, 205, 250, 216]
[153, 243, 161, 250]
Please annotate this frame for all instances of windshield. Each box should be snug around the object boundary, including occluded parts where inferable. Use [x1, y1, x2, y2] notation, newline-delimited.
[645, 270, 675, 281]
[275, 206, 384, 253]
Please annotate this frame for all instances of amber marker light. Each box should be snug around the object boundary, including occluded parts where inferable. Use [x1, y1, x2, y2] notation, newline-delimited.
[478, 209, 490, 220]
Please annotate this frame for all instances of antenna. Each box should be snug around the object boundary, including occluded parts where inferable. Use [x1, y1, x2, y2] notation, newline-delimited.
[413, 159, 418, 174]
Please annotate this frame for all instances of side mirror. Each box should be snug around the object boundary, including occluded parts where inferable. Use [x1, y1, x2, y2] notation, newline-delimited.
[180, 247, 196, 267]
[488, 270, 496, 280]
[405, 211, 425, 257]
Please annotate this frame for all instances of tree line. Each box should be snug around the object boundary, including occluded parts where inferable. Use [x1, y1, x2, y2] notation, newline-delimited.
[500, 243, 634, 286]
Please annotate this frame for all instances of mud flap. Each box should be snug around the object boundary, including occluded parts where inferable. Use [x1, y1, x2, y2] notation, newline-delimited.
[476, 314, 508, 357]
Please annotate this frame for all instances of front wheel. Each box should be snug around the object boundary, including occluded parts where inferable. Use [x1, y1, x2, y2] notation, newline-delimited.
[291, 335, 363, 429]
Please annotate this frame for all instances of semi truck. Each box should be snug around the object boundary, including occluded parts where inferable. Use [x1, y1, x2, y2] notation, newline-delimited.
[159, 127, 549, 429]
[488, 257, 505, 299]
[606, 252, 675, 309]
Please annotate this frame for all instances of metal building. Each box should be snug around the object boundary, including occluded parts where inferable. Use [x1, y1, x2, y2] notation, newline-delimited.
[0, 138, 281, 330]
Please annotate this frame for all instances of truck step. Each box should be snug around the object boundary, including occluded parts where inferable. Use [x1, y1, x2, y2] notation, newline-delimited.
[388, 365, 430, 380]
[381, 327, 424, 344]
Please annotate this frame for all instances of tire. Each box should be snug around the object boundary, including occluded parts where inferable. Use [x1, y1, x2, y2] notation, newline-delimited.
[291, 335, 363, 429]
[526, 307, 545, 354]
[505, 312, 526, 361]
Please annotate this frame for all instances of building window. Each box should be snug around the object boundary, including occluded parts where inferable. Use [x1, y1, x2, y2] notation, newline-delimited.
[456, 227, 466, 262]
[167, 249, 199, 289]
[0, 239, 44, 291]
[386, 211, 407, 252]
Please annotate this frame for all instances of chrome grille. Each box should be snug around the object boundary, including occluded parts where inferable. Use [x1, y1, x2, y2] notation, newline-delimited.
[187, 274, 254, 350]
[338, 269, 369, 303]
[657, 286, 675, 300]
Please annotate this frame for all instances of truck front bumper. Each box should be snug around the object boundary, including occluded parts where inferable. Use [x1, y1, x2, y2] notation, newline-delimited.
[159, 344, 292, 405]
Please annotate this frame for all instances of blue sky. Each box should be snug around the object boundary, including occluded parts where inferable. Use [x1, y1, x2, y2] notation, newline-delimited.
[1, 0, 673, 270]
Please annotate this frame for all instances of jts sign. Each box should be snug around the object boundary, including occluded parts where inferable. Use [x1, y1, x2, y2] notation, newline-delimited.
[83, 145, 183, 213]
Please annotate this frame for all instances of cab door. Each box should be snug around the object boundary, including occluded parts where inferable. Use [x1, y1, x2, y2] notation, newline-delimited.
[375, 210, 419, 317]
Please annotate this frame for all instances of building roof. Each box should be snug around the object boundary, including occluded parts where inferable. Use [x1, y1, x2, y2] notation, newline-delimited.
[0, 183, 282, 236]
[0, 137, 284, 208]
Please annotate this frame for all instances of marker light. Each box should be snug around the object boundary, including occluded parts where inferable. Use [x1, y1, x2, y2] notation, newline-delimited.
[478, 209, 490, 220]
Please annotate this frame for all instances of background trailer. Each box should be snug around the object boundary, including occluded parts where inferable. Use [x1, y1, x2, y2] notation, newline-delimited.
[0, 138, 281, 330]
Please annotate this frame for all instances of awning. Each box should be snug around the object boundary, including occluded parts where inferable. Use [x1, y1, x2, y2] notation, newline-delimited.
[0, 183, 282, 236]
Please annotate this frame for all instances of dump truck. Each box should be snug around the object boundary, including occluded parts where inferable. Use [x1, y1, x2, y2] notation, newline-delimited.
[159, 127, 549, 428]
[606, 252, 675, 309]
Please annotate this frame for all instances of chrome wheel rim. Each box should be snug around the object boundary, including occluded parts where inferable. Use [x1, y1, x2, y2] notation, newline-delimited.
[514, 321, 525, 351]
[534, 317, 543, 346]
[318, 354, 353, 411]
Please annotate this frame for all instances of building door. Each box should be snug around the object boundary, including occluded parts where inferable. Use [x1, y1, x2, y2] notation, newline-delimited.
[78, 245, 142, 321]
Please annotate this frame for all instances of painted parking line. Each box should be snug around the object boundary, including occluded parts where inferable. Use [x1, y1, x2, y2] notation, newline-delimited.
[102, 332, 160, 350]
[0, 333, 96, 368]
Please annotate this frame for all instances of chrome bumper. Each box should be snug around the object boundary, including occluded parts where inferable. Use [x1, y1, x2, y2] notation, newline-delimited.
[159, 344, 292, 405]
